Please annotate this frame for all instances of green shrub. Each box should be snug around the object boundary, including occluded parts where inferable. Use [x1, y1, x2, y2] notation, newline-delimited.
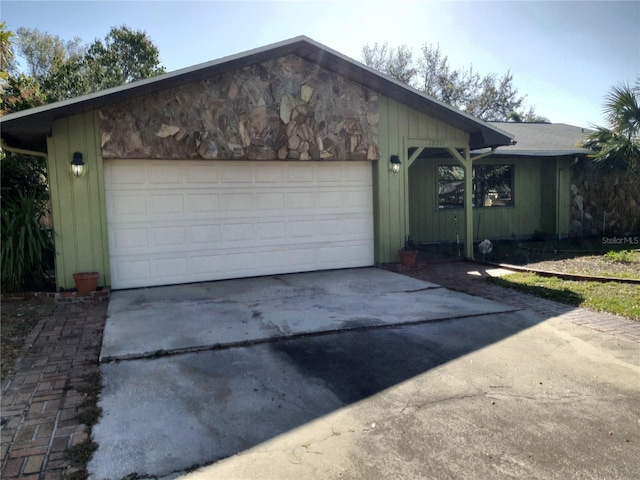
[1, 191, 54, 291]
[604, 250, 637, 263]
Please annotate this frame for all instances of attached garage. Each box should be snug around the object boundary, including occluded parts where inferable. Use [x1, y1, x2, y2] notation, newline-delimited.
[0, 36, 513, 292]
[105, 160, 373, 289]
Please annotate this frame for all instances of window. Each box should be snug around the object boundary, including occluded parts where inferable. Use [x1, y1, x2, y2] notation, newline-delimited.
[438, 165, 513, 209]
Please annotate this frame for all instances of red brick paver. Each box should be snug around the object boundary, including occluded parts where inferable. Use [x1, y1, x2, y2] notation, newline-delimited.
[399, 260, 640, 343]
[1, 302, 107, 479]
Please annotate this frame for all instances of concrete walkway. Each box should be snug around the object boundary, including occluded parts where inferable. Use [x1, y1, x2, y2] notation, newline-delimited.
[1, 261, 638, 479]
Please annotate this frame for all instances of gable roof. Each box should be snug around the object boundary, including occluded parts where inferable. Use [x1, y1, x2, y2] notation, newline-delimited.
[488, 122, 593, 157]
[1, 36, 513, 153]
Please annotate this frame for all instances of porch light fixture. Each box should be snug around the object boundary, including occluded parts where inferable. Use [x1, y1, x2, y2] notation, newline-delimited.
[390, 155, 401, 173]
[71, 152, 85, 177]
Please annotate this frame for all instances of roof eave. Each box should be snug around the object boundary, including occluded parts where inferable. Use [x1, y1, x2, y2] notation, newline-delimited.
[1, 35, 514, 152]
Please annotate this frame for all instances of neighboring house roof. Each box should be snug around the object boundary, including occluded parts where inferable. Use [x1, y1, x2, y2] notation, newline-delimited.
[488, 122, 593, 157]
[0, 36, 513, 152]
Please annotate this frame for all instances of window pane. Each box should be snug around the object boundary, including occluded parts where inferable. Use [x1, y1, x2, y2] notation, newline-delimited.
[437, 164, 513, 209]
[438, 165, 464, 209]
[473, 165, 513, 207]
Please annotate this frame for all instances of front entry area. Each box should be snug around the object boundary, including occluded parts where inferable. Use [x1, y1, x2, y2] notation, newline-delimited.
[104, 160, 374, 289]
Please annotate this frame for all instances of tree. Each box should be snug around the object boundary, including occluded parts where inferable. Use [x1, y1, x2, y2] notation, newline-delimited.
[15, 27, 84, 80]
[506, 107, 550, 123]
[5, 25, 165, 106]
[361, 41, 544, 122]
[1, 73, 47, 114]
[362, 42, 417, 86]
[0, 22, 17, 77]
[83, 26, 165, 92]
[580, 80, 640, 172]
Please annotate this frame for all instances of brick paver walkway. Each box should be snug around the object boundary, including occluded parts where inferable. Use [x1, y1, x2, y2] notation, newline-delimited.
[1, 302, 107, 479]
[1, 262, 637, 478]
[400, 260, 640, 343]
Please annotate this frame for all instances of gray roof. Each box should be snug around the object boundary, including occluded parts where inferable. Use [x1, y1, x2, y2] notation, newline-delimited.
[1, 36, 513, 152]
[487, 122, 593, 157]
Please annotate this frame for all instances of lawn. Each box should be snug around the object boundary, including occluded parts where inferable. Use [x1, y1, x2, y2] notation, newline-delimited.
[487, 273, 640, 321]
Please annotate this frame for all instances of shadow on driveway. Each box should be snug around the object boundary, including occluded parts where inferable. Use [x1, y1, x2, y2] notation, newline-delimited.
[89, 268, 640, 479]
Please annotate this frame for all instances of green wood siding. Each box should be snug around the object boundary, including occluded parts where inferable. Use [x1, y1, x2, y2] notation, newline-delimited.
[540, 158, 558, 234]
[557, 157, 573, 237]
[375, 96, 468, 262]
[47, 111, 110, 289]
[409, 156, 544, 243]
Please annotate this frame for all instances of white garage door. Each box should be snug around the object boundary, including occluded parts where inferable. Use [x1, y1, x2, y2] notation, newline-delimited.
[105, 160, 374, 289]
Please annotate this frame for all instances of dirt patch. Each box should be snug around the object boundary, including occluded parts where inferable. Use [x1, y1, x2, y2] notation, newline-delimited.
[514, 255, 639, 278]
[489, 248, 640, 279]
[419, 240, 640, 279]
[1, 302, 55, 381]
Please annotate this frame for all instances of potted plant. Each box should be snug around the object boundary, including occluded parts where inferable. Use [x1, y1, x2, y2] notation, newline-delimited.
[73, 271, 99, 295]
[398, 236, 418, 266]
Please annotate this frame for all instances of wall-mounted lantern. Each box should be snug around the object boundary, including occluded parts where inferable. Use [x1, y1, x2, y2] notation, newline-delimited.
[71, 152, 85, 177]
[390, 155, 401, 174]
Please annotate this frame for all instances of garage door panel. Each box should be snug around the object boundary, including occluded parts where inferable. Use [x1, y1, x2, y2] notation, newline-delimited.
[345, 189, 373, 208]
[223, 223, 255, 242]
[153, 227, 186, 247]
[105, 160, 373, 289]
[256, 222, 287, 240]
[111, 227, 149, 251]
[254, 192, 285, 210]
[148, 165, 183, 183]
[223, 193, 252, 212]
[287, 192, 315, 210]
[190, 254, 222, 275]
[225, 251, 256, 272]
[114, 259, 151, 283]
[286, 165, 315, 182]
[190, 225, 222, 244]
[288, 220, 316, 238]
[107, 194, 146, 219]
[185, 165, 219, 183]
[187, 194, 220, 214]
[345, 216, 374, 237]
[316, 164, 344, 182]
[254, 165, 285, 183]
[155, 257, 188, 279]
[222, 165, 253, 183]
[151, 194, 184, 215]
[105, 163, 146, 184]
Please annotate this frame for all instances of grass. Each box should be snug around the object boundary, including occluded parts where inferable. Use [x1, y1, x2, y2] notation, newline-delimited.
[487, 273, 640, 321]
[63, 370, 103, 480]
[604, 249, 639, 263]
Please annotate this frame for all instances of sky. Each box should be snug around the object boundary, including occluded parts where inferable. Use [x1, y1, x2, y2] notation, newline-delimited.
[2, 0, 639, 128]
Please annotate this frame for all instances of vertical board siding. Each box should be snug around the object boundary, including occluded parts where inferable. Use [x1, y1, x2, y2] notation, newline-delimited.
[47, 112, 110, 289]
[376, 96, 468, 262]
[540, 158, 558, 234]
[409, 156, 545, 243]
[557, 157, 573, 237]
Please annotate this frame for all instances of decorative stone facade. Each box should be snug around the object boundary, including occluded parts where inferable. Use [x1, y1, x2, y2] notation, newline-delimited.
[99, 54, 379, 161]
[570, 158, 640, 237]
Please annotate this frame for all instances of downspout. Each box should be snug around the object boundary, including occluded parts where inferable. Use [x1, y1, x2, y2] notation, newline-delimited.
[0, 138, 48, 159]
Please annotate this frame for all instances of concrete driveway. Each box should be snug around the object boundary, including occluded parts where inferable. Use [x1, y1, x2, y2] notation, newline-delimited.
[90, 268, 640, 480]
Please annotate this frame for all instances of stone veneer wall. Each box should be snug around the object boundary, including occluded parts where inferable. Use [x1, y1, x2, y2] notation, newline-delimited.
[570, 158, 640, 237]
[99, 54, 379, 162]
